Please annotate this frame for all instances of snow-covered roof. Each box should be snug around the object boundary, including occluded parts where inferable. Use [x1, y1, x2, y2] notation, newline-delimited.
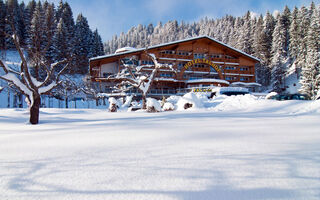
[218, 87, 249, 93]
[230, 82, 261, 87]
[90, 35, 260, 62]
[115, 47, 137, 54]
[186, 78, 230, 85]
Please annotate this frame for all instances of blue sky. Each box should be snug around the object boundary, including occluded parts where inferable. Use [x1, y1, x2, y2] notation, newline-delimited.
[22, 0, 320, 41]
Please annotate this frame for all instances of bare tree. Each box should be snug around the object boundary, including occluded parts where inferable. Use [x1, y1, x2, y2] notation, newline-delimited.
[108, 52, 176, 109]
[0, 33, 69, 124]
[79, 75, 105, 106]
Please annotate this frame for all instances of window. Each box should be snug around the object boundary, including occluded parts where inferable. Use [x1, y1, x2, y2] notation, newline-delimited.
[103, 72, 113, 78]
[160, 73, 173, 78]
[225, 66, 236, 70]
[105, 87, 112, 93]
[240, 67, 249, 71]
[160, 50, 175, 55]
[122, 58, 138, 65]
[225, 55, 236, 59]
[211, 54, 223, 59]
[194, 53, 205, 59]
[141, 60, 154, 65]
[240, 77, 249, 81]
[178, 62, 185, 69]
[177, 51, 191, 56]
[226, 76, 237, 81]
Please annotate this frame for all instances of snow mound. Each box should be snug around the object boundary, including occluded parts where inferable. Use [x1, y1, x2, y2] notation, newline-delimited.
[166, 95, 182, 105]
[210, 94, 258, 111]
[265, 92, 278, 99]
[146, 98, 161, 112]
[288, 100, 320, 115]
[163, 102, 174, 111]
[176, 93, 205, 110]
[108, 97, 117, 104]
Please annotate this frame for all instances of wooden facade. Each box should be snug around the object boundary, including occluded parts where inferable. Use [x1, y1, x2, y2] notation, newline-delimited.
[89, 36, 260, 97]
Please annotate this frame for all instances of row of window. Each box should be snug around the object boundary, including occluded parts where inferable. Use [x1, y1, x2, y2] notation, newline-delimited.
[225, 76, 250, 81]
[159, 50, 237, 60]
[159, 73, 174, 78]
[141, 60, 154, 65]
[225, 66, 250, 71]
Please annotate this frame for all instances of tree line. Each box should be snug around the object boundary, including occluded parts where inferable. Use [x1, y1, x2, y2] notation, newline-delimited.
[0, 0, 104, 75]
[104, 2, 320, 99]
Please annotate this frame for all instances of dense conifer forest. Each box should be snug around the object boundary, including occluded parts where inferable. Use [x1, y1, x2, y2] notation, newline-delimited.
[0, 0, 104, 75]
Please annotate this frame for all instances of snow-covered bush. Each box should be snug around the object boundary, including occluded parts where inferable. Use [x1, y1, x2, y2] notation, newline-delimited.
[108, 97, 118, 112]
[176, 93, 204, 110]
[265, 92, 278, 99]
[121, 95, 133, 109]
[146, 98, 161, 112]
[163, 102, 174, 111]
[166, 95, 181, 105]
[316, 90, 320, 100]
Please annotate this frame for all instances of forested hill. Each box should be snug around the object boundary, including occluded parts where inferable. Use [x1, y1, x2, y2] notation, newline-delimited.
[104, 2, 320, 98]
[0, 0, 104, 75]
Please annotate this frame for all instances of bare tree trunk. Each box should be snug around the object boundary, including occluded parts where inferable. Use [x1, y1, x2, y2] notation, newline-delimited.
[65, 97, 68, 108]
[142, 94, 146, 109]
[18, 93, 23, 108]
[30, 94, 41, 124]
[7, 88, 10, 108]
[96, 98, 99, 106]
[13, 93, 17, 108]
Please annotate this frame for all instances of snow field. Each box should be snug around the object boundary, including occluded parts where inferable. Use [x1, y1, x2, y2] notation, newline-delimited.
[0, 97, 320, 200]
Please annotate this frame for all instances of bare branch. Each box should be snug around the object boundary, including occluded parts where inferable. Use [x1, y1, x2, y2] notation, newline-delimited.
[0, 60, 21, 75]
[56, 62, 70, 82]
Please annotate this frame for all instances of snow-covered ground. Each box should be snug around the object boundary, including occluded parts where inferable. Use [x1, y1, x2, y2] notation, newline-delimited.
[1, 96, 320, 200]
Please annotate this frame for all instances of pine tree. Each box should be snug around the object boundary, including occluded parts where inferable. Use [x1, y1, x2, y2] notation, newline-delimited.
[271, 14, 288, 93]
[28, 1, 46, 79]
[299, 7, 320, 99]
[253, 15, 270, 87]
[289, 7, 299, 65]
[0, 0, 6, 49]
[296, 6, 311, 73]
[17, 1, 27, 47]
[261, 11, 275, 66]
[55, 1, 74, 60]
[91, 29, 104, 58]
[5, 0, 21, 49]
[53, 18, 68, 65]
[73, 14, 92, 74]
[238, 11, 253, 54]
[24, 0, 36, 46]
[43, 2, 56, 64]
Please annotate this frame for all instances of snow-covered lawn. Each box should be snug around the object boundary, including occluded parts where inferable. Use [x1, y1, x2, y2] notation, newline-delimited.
[0, 98, 320, 200]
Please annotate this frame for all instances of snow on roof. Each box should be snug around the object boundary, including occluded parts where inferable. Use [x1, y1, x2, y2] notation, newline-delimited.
[218, 87, 249, 92]
[230, 82, 262, 87]
[115, 47, 137, 54]
[154, 78, 181, 82]
[186, 78, 230, 85]
[90, 35, 260, 62]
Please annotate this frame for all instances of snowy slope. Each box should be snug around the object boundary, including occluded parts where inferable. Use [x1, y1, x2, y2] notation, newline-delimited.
[0, 98, 320, 200]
